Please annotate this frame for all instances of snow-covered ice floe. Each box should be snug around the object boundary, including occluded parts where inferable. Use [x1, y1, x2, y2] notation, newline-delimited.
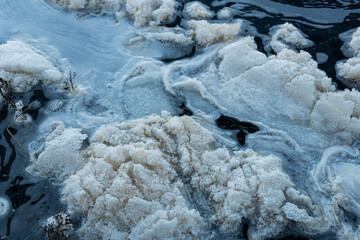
[50, 0, 178, 28]
[336, 26, 360, 89]
[32, 113, 330, 239]
[0, 41, 62, 98]
[268, 22, 314, 53]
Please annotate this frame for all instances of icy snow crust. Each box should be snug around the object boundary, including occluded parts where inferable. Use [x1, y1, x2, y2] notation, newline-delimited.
[50, 0, 177, 28]
[61, 114, 327, 240]
[337, 27, 360, 89]
[268, 23, 314, 53]
[0, 41, 62, 94]
[1, 0, 360, 239]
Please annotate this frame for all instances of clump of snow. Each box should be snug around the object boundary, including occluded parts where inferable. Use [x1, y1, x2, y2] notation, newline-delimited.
[220, 44, 334, 122]
[50, 0, 124, 11]
[218, 37, 267, 80]
[311, 89, 360, 140]
[269, 23, 314, 53]
[62, 114, 205, 239]
[188, 20, 242, 46]
[0, 41, 62, 93]
[164, 36, 360, 144]
[145, 31, 193, 45]
[60, 113, 323, 239]
[336, 27, 360, 88]
[51, 0, 176, 28]
[28, 122, 87, 182]
[349, 27, 360, 57]
[126, 0, 176, 28]
[337, 57, 360, 87]
[217, 8, 232, 20]
[184, 2, 213, 20]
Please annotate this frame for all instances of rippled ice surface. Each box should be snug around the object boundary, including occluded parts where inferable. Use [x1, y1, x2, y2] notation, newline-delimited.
[0, 0, 360, 239]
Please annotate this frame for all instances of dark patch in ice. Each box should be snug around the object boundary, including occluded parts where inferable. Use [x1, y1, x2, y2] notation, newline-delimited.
[0, 128, 17, 182]
[179, 102, 193, 116]
[217, 115, 259, 146]
[28, 90, 49, 121]
[271, 0, 360, 10]
[217, 115, 260, 133]
[165, 16, 182, 28]
[242, 222, 249, 239]
[6, 216, 12, 237]
[273, 236, 309, 240]
[6, 176, 35, 210]
[236, 129, 247, 146]
[254, 36, 266, 54]
[0, 105, 8, 123]
[0, 144, 7, 182]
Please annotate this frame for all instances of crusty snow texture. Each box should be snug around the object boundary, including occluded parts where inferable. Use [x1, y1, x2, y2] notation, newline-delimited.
[188, 20, 241, 46]
[51, 0, 176, 28]
[184, 2, 213, 20]
[337, 27, 360, 87]
[0, 41, 62, 93]
[270, 23, 313, 53]
[168, 36, 360, 141]
[29, 122, 87, 182]
[61, 114, 320, 240]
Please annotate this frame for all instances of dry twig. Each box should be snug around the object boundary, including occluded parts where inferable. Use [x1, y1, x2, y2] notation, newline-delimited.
[6, 103, 35, 159]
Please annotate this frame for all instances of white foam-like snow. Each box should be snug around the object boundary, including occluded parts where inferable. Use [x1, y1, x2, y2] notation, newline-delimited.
[51, 0, 176, 28]
[188, 20, 242, 46]
[28, 122, 87, 182]
[217, 8, 232, 20]
[184, 2, 213, 20]
[311, 89, 360, 139]
[56, 113, 328, 239]
[349, 27, 360, 57]
[61, 114, 206, 239]
[163, 36, 360, 148]
[336, 27, 360, 88]
[0, 41, 62, 93]
[269, 22, 314, 53]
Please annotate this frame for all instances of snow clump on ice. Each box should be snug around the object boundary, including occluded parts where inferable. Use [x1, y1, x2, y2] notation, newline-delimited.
[184, 1, 213, 20]
[165, 36, 360, 144]
[55, 113, 325, 239]
[0, 41, 62, 94]
[269, 22, 314, 53]
[28, 122, 87, 182]
[50, 0, 177, 28]
[336, 27, 360, 88]
[188, 20, 242, 46]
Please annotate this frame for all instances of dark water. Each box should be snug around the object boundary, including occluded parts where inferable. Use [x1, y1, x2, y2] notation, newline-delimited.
[0, 0, 359, 239]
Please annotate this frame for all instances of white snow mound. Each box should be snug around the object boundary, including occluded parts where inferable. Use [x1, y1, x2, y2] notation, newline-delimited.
[188, 20, 241, 46]
[61, 113, 323, 239]
[0, 41, 62, 93]
[270, 23, 314, 53]
[51, 0, 176, 28]
[336, 27, 360, 88]
[28, 122, 87, 182]
[184, 2, 213, 20]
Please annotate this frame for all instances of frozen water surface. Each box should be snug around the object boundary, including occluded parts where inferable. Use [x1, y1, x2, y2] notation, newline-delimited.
[0, 0, 360, 239]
